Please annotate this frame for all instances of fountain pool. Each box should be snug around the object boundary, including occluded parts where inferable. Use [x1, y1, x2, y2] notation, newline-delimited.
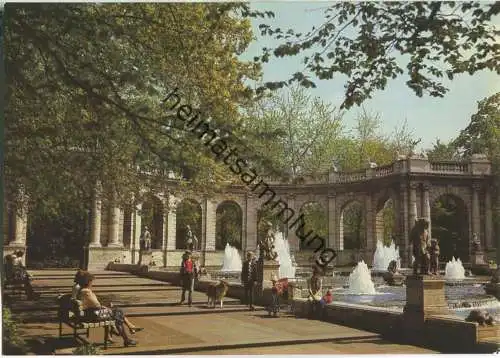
[220, 243, 242, 272]
[372, 240, 400, 272]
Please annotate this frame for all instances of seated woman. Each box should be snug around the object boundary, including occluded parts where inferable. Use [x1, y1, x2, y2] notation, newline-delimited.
[72, 269, 87, 299]
[5, 251, 39, 300]
[307, 266, 323, 319]
[79, 272, 143, 347]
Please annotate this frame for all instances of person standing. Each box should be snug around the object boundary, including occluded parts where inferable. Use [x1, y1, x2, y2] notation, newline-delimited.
[241, 251, 258, 311]
[179, 251, 197, 307]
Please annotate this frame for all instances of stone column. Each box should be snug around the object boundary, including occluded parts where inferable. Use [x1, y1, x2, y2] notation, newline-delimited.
[400, 183, 409, 263]
[107, 201, 122, 247]
[328, 193, 337, 251]
[165, 197, 177, 251]
[286, 194, 299, 252]
[485, 188, 493, 249]
[245, 197, 258, 252]
[365, 193, 374, 252]
[161, 201, 168, 250]
[471, 183, 481, 242]
[89, 184, 102, 247]
[11, 186, 28, 246]
[203, 198, 216, 252]
[422, 183, 431, 238]
[409, 183, 418, 226]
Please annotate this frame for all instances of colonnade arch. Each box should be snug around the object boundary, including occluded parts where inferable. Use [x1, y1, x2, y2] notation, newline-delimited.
[431, 194, 469, 262]
[5, 156, 495, 269]
[215, 200, 243, 250]
[298, 201, 327, 251]
[175, 199, 202, 250]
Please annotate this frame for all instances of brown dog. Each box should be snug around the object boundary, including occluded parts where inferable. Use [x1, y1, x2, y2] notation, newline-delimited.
[207, 280, 229, 308]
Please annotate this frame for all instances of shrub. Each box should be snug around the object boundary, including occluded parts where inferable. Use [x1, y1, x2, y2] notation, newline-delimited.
[2, 307, 28, 354]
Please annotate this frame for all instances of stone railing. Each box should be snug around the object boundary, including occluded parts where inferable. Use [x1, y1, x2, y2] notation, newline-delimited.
[135, 155, 491, 186]
[430, 161, 469, 173]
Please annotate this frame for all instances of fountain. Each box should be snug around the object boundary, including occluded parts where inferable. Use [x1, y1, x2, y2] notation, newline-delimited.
[347, 261, 377, 295]
[445, 257, 466, 280]
[220, 243, 242, 272]
[274, 231, 296, 279]
[372, 240, 401, 271]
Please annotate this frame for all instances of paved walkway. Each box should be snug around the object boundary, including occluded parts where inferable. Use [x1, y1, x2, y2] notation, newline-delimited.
[5, 269, 437, 354]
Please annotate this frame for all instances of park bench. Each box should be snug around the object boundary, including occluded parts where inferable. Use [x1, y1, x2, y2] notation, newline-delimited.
[57, 294, 114, 349]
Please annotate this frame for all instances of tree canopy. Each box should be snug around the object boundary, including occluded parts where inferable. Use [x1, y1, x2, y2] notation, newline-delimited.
[254, 2, 500, 109]
[4, 3, 260, 211]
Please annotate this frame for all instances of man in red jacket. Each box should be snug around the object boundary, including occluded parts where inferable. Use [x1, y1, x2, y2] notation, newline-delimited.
[179, 251, 197, 306]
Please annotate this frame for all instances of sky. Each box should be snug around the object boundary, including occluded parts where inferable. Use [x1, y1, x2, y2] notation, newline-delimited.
[241, 2, 500, 150]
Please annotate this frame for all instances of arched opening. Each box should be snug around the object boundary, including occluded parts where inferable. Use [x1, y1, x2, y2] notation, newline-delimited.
[298, 202, 327, 251]
[431, 194, 469, 262]
[215, 201, 243, 250]
[340, 200, 365, 250]
[26, 199, 90, 269]
[175, 199, 202, 250]
[375, 198, 396, 246]
[140, 195, 164, 250]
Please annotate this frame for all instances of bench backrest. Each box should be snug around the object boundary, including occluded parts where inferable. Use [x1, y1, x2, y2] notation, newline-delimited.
[57, 293, 84, 321]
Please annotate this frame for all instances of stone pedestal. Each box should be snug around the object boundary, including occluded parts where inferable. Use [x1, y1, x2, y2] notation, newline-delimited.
[259, 259, 280, 289]
[404, 275, 450, 324]
[139, 250, 153, 267]
[382, 272, 406, 286]
[471, 251, 487, 265]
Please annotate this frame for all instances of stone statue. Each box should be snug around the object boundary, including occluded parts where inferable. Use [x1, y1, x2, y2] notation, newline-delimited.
[258, 221, 278, 261]
[472, 233, 481, 253]
[185, 225, 198, 251]
[429, 238, 440, 275]
[410, 218, 430, 275]
[465, 309, 495, 326]
[140, 226, 152, 251]
[383, 260, 405, 286]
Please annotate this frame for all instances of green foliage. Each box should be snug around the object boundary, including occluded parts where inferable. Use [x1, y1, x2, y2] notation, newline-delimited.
[2, 307, 28, 355]
[4, 3, 260, 214]
[426, 139, 461, 161]
[382, 200, 396, 246]
[255, 2, 500, 109]
[431, 195, 469, 261]
[342, 202, 365, 249]
[300, 202, 328, 250]
[244, 85, 343, 178]
[73, 343, 101, 355]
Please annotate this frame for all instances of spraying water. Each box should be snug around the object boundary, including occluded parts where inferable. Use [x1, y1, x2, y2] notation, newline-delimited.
[347, 260, 377, 294]
[274, 231, 296, 279]
[445, 257, 465, 280]
[372, 240, 401, 271]
[220, 243, 242, 272]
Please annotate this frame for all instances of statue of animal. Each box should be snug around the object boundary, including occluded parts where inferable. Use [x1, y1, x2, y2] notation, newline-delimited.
[465, 309, 495, 326]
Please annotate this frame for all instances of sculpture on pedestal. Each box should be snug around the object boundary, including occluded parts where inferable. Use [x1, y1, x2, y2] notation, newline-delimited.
[258, 221, 278, 261]
[410, 218, 430, 275]
[185, 225, 198, 251]
[140, 226, 152, 251]
[429, 238, 440, 275]
[472, 233, 481, 253]
[383, 260, 405, 286]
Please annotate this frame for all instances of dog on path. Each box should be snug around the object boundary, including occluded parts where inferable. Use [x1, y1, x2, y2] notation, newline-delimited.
[207, 280, 229, 308]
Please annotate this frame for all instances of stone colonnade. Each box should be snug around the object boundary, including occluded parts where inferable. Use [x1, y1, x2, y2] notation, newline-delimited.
[3, 156, 496, 269]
